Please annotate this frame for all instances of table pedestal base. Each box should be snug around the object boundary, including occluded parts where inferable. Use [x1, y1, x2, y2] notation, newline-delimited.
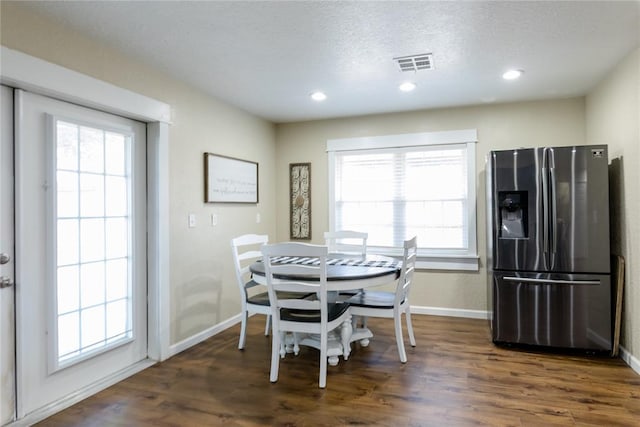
[297, 333, 344, 366]
[350, 327, 373, 347]
[283, 319, 353, 365]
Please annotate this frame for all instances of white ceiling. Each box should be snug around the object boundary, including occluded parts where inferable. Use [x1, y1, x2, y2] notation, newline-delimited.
[20, 1, 640, 123]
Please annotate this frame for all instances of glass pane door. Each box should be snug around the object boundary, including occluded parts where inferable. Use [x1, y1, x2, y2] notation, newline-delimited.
[17, 89, 147, 417]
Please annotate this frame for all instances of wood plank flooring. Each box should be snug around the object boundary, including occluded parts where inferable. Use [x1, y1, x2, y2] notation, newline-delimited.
[37, 315, 639, 426]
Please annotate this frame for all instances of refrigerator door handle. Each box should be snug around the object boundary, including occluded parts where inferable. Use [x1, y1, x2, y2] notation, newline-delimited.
[542, 148, 550, 256]
[549, 149, 558, 255]
[503, 276, 600, 285]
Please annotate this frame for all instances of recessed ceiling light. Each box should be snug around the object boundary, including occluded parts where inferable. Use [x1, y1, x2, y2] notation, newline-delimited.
[310, 91, 327, 101]
[503, 69, 524, 80]
[399, 82, 417, 92]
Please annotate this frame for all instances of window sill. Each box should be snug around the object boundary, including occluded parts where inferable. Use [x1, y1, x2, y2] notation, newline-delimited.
[368, 248, 479, 272]
[415, 256, 479, 271]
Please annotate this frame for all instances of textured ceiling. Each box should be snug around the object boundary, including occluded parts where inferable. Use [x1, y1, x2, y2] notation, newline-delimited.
[18, 1, 640, 123]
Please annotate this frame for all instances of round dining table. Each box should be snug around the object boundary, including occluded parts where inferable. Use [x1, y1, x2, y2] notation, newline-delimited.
[249, 254, 401, 290]
[249, 254, 401, 361]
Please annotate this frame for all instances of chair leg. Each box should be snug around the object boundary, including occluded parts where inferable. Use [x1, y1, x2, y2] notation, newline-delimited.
[238, 311, 248, 350]
[270, 330, 280, 383]
[394, 311, 407, 363]
[319, 332, 328, 388]
[405, 307, 416, 347]
[291, 332, 300, 355]
[279, 331, 287, 359]
[264, 314, 271, 336]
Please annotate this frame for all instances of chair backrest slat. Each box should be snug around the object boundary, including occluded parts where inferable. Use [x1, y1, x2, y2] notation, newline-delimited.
[395, 236, 418, 304]
[237, 250, 263, 262]
[231, 234, 269, 296]
[324, 230, 368, 258]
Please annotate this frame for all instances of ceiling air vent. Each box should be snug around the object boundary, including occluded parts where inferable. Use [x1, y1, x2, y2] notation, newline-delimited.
[393, 53, 434, 72]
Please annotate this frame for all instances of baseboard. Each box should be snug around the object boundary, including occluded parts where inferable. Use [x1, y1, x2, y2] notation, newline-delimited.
[168, 313, 242, 358]
[411, 305, 489, 320]
[619, 345, 640, 376]
[11, 359, 155, 427]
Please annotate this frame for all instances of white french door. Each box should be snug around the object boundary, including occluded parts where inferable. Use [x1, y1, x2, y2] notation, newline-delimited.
[15, 90, 148, 416]
[0, 85, 16, 425]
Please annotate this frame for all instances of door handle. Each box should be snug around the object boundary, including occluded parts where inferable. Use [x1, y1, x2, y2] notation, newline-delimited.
[0, 276, 13, 288]
[0, 253, 10, 264]
[503, 276, 600, 285]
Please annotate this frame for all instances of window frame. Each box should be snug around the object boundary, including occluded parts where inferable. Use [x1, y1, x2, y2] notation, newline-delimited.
[327, 129, 478, 271]
[47, 114, 138, 373]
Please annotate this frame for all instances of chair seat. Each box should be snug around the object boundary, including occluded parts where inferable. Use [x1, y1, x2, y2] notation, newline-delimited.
[247, 290, 313, 306]
[345, 290, 403, 309]
[281, 302, 350, 323]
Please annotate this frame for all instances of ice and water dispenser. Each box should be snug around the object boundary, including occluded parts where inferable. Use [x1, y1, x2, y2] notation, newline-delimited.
[498, 191, 527, 239]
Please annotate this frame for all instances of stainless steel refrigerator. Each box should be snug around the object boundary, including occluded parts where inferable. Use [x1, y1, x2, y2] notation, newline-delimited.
[486, 145, 612, 351]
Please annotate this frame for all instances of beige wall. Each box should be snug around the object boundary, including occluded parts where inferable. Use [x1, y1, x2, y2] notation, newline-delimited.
[275, 99, 586, 312]
[1, 3, 278, 344]
[586, 48, 640, 361]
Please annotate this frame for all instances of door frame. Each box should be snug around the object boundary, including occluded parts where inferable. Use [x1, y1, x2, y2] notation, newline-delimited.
[1, 46, 171, 422]
[0, 85, 16, 425]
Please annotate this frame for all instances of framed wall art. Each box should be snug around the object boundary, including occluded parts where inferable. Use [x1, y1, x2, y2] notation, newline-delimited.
[290, 162, 311, 239]
[204, 153, 258, 203]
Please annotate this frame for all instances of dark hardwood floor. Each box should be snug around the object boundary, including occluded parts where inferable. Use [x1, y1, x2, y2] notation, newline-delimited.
[38, 315, 639, 426]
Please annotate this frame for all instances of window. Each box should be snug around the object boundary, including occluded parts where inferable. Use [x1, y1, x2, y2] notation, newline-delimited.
[328, 130, 478, 270]
[52, 117, 135, 370]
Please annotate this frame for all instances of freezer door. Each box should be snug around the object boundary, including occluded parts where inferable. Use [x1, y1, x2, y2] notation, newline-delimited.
[490, 148, 546, 271]
[547, 146, 610, 273]
[492, 272, 612, 351]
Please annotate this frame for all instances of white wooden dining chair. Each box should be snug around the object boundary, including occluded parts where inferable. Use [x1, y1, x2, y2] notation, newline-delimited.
[231, 234, 271, 350]
[262, 242, 352, 388]
[324, 230, 368, 258]
[345, 236, 417, 363]
[324, 230, 369, 301]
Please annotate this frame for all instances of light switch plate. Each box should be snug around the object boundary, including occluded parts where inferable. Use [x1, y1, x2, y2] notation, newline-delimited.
[188, 213, 196, 228]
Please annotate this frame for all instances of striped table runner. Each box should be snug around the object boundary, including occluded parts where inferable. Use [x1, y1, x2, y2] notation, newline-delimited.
[269, 256, 401, 269]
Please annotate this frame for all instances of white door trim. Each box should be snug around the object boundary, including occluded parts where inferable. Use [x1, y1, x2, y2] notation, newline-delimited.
[0, 47, 171, 123]
[0, 85, 16, 425]
[1, 47, 171, 364]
